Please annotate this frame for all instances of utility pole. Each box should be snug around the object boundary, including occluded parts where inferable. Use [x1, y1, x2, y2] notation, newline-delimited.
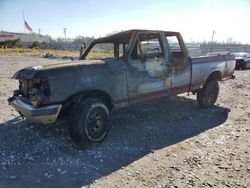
[210, 30, 216, 53]
[63, 28, 67, 43]
[22, 10, 25, 33]
[38, 28, 41, 42]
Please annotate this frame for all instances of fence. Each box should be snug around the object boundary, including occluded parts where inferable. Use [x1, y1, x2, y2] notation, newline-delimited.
[20, 42, 250, 57]
[187, 43, 250, 57]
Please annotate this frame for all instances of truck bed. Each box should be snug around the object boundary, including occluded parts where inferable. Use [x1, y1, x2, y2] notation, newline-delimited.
[191, 54, 235, 86]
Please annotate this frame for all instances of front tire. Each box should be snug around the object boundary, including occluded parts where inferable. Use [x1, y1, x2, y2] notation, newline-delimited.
[197, 79, 219, 108]
[69, 98, 110, 144]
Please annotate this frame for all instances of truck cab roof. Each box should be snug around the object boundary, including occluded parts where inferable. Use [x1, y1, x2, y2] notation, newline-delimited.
[94, 29, 180, 43]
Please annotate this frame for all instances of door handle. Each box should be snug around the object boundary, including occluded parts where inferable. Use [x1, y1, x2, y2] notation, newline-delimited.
[166, 63, 172, 68]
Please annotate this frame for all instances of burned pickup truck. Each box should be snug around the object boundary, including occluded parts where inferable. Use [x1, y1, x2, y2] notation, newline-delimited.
[8, 30, 235, 144]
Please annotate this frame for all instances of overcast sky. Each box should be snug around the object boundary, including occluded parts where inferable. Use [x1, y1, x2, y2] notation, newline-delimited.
[0, 0, 250, 43]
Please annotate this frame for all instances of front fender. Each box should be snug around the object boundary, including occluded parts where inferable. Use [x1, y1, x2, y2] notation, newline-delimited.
[42, 70, 128, 106]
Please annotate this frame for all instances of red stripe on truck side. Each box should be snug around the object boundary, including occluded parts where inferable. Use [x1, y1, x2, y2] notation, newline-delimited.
[115, 81, 203, 108]
[192, 55, 235, 64]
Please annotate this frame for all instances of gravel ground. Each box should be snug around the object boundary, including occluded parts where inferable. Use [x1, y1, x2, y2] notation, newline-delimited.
[0, 55, 249, 188]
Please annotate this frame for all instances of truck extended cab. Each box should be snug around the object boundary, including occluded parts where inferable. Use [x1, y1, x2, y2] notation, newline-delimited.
[8, 30, 235, 144]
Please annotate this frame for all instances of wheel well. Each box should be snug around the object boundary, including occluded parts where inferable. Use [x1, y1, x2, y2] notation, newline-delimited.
[207, 71, 222, 81]
[192, 71, 222, 95]
[62, 90, 113, 113]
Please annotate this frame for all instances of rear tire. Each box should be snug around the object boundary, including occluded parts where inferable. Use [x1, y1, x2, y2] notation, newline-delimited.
[243, 62, 247, 70]
[197, 79, 219, 108]
[68, 98, 110, 144]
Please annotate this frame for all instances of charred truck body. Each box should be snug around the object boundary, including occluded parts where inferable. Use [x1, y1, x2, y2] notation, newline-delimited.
[8, 30, 235, 144]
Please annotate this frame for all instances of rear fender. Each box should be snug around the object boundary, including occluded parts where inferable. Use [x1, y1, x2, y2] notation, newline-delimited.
[206, 70, 223, 82]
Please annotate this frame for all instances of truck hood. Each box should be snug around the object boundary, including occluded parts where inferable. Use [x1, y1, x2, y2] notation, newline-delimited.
[13, 59, 106, 79]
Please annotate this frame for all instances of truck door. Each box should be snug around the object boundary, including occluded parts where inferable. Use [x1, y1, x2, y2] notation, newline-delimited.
[165, 34, 191, 88]
[127, 32, 172, 103]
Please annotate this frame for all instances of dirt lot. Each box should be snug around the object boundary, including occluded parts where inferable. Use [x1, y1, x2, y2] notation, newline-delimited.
[0, 55, 249, 188]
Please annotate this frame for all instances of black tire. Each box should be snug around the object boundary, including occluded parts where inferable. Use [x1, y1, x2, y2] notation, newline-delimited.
[68, 98, 110, 144]
[243, 62, 247, 70]
[197, 79, 219, 108]
[235, 64, 239, 70]
[246, 61, 250, 69]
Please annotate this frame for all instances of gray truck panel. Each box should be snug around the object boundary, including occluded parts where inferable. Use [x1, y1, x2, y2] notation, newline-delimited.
[9, 29, 235, 124]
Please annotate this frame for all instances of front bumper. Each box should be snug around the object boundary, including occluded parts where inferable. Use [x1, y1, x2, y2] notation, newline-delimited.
[8, 97, 62, 124]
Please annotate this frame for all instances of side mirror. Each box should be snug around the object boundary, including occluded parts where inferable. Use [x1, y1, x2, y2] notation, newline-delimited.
[79, 43, 86, 57]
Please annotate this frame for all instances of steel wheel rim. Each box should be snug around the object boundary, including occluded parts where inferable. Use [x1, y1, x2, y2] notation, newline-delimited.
[86, 107, 108, 139]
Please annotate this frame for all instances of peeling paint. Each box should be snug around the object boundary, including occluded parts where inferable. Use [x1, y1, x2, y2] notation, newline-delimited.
[10, 30, 235, 115]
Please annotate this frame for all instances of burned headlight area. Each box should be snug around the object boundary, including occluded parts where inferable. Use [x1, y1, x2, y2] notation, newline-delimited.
[14, 78, 50, 107]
